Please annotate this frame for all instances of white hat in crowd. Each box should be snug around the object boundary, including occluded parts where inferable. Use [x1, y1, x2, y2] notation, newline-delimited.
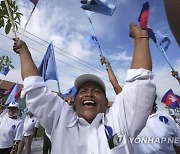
[7, 102, 19, 109]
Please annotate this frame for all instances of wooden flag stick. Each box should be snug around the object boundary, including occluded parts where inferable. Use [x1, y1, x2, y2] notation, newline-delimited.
[5, 0, 17, 38]
[21, 6, 36, 40]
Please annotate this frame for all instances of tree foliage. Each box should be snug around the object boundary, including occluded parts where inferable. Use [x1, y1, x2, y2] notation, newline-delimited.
[0, 0, 23, 34]
[0, 55, 14, 71]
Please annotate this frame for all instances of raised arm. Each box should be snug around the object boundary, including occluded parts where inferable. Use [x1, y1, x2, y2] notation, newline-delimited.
[13, 38, 40, 80]
[129, 24, 152, 71]
[101, 57, 122, 94]
[163, 0, 180, 46]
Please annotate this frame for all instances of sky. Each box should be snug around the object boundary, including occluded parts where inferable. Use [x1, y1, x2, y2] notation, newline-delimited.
[0, 0, 179, 112]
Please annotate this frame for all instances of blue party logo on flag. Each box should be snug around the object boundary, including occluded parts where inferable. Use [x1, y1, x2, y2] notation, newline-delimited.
[86, 35, 98, 45]
[0, 66, 10, 76]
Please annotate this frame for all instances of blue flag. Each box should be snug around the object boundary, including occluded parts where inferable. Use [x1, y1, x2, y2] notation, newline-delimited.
[0, 66, 10, 76]
[5, 82, 19, 106]
[63, 86, 77, 98]
[155, 33, 171, 52]
[86, 35, 98, 44]
[81, 0, 116, 16]
[38, 43, 58, 81]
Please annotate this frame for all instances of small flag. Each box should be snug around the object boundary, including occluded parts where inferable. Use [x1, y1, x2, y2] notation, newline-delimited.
[29, 0, 39, 6]
[86, 35, 98, 44]
[38, 43, 58, 81]
[138, 2, 149, 29]
[63, 86, 77, 98]
[138, 2, 171, 51]
[0, 66, 10, 76]
[156, 33, 171, 51]
[24, 107, 30, 114]
[146, 28, 157, 43]
[15, 89, 22, 101]
[81, 0, 116, 16]
[138, 2, 156, 43]
[161, 89, 179, 109]
[5, 82, 19, 106]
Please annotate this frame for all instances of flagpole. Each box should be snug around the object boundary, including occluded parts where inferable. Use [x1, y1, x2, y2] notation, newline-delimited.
[0, 79, 3, 85]
[156, 43, 175, 71]
[5, 0, 17, 38]
[51, 43, 61, 93]
[85, 12, 104, 58]
[21, 6, 36, 40]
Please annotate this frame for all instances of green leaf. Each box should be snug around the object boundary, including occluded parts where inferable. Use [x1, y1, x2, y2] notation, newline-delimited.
[5, 21, 11, 34]
[0, 19, 4, 28]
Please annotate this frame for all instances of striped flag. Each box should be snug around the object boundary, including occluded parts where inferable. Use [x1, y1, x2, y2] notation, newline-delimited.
[5, 83, 19, 106]
[138, 2, 149, 29]
[161, 89, 179, 109]
[29, 0, 39, 6]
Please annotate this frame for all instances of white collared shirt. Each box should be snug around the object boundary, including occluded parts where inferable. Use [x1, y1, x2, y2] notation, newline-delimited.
[0, 113, 23, 148]
[23, 115, 39, 136]
[133, 112, 180, 154]
[22, 69, 156, 154]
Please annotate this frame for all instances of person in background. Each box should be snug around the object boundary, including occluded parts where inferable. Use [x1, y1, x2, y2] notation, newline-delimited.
[17, 110, 38, 154]
[171, 70, 180, 84]
[100, 56, 122, 95]
[0, 102, 23, 154]
[133, 96, 180, 154]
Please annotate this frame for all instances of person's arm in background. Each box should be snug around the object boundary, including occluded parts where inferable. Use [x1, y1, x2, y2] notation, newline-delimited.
[101, 57, 122, 95]
[33, 127, 38, 138]
[33, 119, 39, 138]
[163, 0, 180, 46]
[10, 141, 20, 154]
[13, 38, 40, 80]
[171, 71, 180, 84]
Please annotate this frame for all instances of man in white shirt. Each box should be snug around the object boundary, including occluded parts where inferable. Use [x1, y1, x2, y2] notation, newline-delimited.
[0, 102, 23, 154]
[17, 110, 39, 154]
[133, 96, 180, 154]
[13, 24, 156, 154]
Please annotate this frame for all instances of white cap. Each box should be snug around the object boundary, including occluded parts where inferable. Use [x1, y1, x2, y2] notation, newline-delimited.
[8, 102, 19, 109]
[75, 74, 106, 93]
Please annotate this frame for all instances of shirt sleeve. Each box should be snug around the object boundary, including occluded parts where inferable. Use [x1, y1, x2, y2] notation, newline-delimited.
[109, 68, 156, 137]
[14, 120, 23, 141]
[21, 76, 66, 135]
[34, 119, 39, 128]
